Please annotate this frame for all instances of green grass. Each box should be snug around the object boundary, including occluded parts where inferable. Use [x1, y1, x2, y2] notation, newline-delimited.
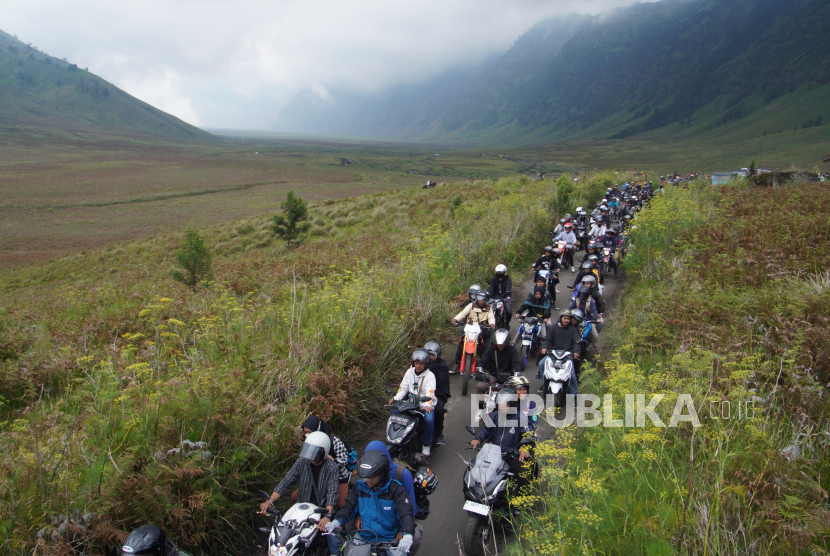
[0, 172, 613, 554]
[506, 182, 830, 555]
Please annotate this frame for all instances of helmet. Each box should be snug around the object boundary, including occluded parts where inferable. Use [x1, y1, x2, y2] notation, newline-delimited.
[559, 309, 572, 320]
[600, 205, 608, 211]
[505, 375, 530, 392]
[494, 328, 510, 346]
[587, 242, 597, 250]
[607, 228, 617, 234]
[413, 467, 438, 495]
[298, 431, 331, 463]
[122, 525, 167, 556]
[495, 388, 518, 408]
[551, 248, 561, 256]
[543, 245, 554, 254]
[424, 341, 441, 358]
[624, 215, 632, 221]
[559, 217, 567, 224]
[495, 264, 507, 276]
[564, 222, 573, 230]
[569, 308, 584, 324]
[357, 450, 390, 480]
[412, 348, 430, 365]
[564, 213, 572, 220]
[475, 290, 490, 303]
[581, 261, 593, 271]
[467, 284, 482, 299]
[587, 254, 599, 262]
[581, 275, 597, 286]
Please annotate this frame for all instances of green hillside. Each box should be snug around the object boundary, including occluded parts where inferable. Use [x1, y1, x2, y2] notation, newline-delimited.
[0, 29, 214, 142]
[432, 0, 830, 145]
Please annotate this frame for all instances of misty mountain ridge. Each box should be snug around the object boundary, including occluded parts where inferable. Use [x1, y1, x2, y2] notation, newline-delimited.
[0, 29, 214, 142]
[274, 0, 830, 146]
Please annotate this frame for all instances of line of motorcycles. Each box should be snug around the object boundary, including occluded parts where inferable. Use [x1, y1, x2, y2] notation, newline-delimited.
[119, 190, 652, 556]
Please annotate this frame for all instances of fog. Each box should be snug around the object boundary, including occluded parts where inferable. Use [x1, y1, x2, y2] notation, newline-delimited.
[4, 0, 652, 129]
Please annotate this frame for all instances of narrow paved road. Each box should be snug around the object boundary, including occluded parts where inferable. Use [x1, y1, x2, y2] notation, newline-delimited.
[417, 261, 625, 555]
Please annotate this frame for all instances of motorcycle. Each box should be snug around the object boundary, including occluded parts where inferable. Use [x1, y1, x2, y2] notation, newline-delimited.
[601, 247, 614, 279]
[385, 394, 433, 466]
[325, 528, 407, 556]
[515, 316, 542, 370]
[257, 492, 329, 556]
[556, 240, 574, 271]
[121, 525, 192, 556]
[577, 320, 596, 359]
[461, 431, 536, 556]
[541, 350, 574, 408]
[489, 296, 510, 329]
[458, 321, 489, 396]
[576, 225, 589, 252]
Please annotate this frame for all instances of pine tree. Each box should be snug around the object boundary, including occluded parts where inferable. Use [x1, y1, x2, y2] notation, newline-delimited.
[170, 227, 212, 291]
[272, 191, 311, 249]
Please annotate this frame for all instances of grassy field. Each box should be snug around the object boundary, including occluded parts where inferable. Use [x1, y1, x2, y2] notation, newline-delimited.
[508, 181, 830, 555]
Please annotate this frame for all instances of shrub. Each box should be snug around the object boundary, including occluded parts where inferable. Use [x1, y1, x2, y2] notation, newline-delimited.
[169, 227, 212, 290]
[271, 191, 310, 250]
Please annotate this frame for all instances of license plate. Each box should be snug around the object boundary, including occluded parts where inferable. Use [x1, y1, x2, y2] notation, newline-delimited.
[463, 500, 490, 516]
[390, 416, 409, 425]
[522, 339, 531, 346]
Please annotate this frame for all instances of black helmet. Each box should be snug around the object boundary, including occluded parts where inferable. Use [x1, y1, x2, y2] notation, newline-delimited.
[357, 450, 390, 480]
[495, 387, 519, 408]
[475, 290, 489, 303]
[551, 247, 561, 256]
[413, 467, 438, 495]
[424, 341, 441, 358]
[543, 245, 554, 254]
[494, 328, 510, 346]
[122, 525, 167, 556]
[587, 242, 597, 251]
[569, 308, 585, 324]
[412, 348, 430, 365]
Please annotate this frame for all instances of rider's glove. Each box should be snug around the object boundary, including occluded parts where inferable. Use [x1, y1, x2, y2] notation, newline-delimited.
[324, 520, 340, 533]
[397, 534, 414, 553]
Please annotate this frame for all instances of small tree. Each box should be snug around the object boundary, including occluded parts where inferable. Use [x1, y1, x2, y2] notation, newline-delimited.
[170, 227, 212, 291]
[272, 191, 310, 249]
[748, 158, 757, 178]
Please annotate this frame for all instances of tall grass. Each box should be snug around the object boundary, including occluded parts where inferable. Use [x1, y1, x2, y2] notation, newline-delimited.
[506, 182, 830, 555]
[0, 174, 616, 554]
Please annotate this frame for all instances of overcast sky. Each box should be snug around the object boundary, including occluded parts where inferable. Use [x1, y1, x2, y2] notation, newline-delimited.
[5, 0, 646, 130]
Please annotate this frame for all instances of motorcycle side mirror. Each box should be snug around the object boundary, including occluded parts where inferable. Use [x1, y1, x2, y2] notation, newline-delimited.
[385, 388, 393, 396]
[466, 425, 477, 436]
[313, 507, 329, 514]
[258, 489, 272, 501]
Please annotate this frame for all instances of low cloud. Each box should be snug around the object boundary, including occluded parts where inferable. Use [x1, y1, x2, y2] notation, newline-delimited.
[4, 0, 650, 129]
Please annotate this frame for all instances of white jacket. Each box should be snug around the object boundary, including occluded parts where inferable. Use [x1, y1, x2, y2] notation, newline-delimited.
[394, 367, 436, 410]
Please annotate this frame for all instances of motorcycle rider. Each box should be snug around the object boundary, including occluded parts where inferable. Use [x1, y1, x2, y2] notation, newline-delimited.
[325, 450, 416, 555]
[551, 217, 568, 236]
[599, 228, 623, 278]
[569, 282, 602, 345]
[553, 222, 577, 272]
[505, 375, 537, 432]
[424, 341, 449, 447]
[300, 416, 351, 508]
[537, 310, 582, 391]
[459, 283, 483, 310]
[364, 441, 424, 554]
[514, 285, 551, 339]
[470, 388, 533, 490]
[589, 216, 607, 241]
[572, 260, 602, 290]
[389, 349, 436, 462]
[260, 431, 339, 522]
[531, 246, 560, 305]
[451, 290, 496, 371]
[488, 264, 513, 324]
[475, 328, 522, 395]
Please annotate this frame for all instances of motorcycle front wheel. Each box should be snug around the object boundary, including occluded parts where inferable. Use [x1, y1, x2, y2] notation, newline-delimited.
[521, 345, 531, 371]
[463, 514, 490, 556]
[462, 355, 473, 396]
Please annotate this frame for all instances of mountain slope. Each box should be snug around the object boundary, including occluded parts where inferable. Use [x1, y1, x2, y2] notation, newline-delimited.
[435, 0, 830, 142]
[0, 29, 214, 142]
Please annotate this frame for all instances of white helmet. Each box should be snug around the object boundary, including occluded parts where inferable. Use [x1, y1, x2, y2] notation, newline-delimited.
[495, 264, 507, 276]
[494, 328, 510, 346]
[298, 431, 331, 463]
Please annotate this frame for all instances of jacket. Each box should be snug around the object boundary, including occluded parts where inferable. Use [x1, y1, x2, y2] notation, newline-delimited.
[454, 303, 496, 328]
[569, 291, 601, 322]
[333, 477, 415, 542]
[478, 345, 522, 382]
[476, 410, 528, 453]
[365, 441, 418, 516]
[429, 356, 450, 402]
[516, 293, 551, 320]
[393, 367, 436, 410]
[488, 275, 512, 299]
[541, 322, 582, 356]
[275, 457, 339, 508]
